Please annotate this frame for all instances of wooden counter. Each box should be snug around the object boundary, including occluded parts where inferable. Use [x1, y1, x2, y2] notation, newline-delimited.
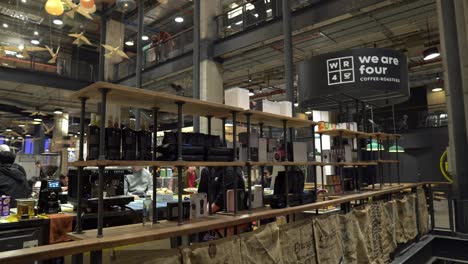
[0, 183, 434, 263]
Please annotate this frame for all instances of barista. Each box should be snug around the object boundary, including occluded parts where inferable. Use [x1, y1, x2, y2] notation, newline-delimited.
[125, 166, 153, 199]
[0, 145, 31, 206]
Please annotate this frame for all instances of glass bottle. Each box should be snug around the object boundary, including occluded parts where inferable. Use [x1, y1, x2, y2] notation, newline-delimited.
[142, 195, 153, 227]
[122, 117, 137, 160]
[138, 120, 152, 160]
[87, 113, 100, 160]
[105, 115, 122, 160]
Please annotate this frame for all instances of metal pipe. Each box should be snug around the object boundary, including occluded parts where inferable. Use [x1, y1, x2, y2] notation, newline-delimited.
[97, 89, 108, 238]
[176, 102, 184, 161]
[177, 166, 183, 225]
[283, 120, 289, 207]
[75, 97, 87, 234]
[232, 112, 238, 215]
[98, 89, 108, 160]
[207, 116, 212, 135]
[98, 15, 107, 82]
[282, 0, 294, 114]
[152, 108, 159, 224]
[222, 118, 227, 146]
[192, 0, 201, 132]
[246, 114, 252, 213]
[135, 0, 144, 89]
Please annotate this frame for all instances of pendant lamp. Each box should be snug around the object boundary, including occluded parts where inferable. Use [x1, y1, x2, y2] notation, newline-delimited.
[81, 4, 96, 13]
[389, 145, 405, 153]
[80, 0, 95, 9]
[366, 139, 385, 151]
[45, 0, 64, 16]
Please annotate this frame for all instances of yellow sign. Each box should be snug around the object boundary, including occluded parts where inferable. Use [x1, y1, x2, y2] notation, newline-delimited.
[439, 149, 453, 183]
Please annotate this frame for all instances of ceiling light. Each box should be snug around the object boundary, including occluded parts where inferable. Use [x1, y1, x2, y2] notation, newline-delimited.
[389, 144, 405, 153]
[125, 40, 134, 46]
[235, 21, 243, 25]
[25, 134, 31, 137]
[294, 102, 299, 107]
[423, 47, 440, 61]
[18, 44, 24, 51]
[18, 124, 25, 127]
[45, 0, 64, 16]
[225, 123, 233, 127]
[175, 17, 184, 23]
[34, 118, 42, 122]
[68, 133, 74, 137]
[305, 111, 312, 115]
[31, 39, 40, 45]
[53, 19, 63, 25]
[227, 25, 232, 29]
[53, 108, 63, 115]
[142, 35, 149, 41]
[21, 0, 26, 3]
[249, 90, 254, 96]
[16, 54, 24, 58]
[432, 87, 443, 92]
[32, 121, 41, 125]
[34, 31, 39, 36]
[254, 13, 258, 18]
[2, 23, 8, 28]
[10, 137, 14, 140]
[5, 128, 12, 132]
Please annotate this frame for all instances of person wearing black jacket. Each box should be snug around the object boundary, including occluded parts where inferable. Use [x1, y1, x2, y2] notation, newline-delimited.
[0, 149, 31, 207]
[211, 166, 245, 213]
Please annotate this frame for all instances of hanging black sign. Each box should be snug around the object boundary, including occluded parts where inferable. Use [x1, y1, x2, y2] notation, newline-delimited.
[298, 48, 409, 109]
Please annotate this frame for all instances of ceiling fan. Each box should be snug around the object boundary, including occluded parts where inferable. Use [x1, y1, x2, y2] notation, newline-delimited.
[21, 108, 49, 116]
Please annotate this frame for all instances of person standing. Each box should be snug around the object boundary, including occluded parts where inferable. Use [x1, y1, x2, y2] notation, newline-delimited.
[186, 166, 196, 188]
[0, 145, 31, 207]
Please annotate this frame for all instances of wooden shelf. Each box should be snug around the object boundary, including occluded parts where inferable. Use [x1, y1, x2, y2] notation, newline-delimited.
[70, 82, 243, 119]
[69, 160, 247, 167]
[316, 129, 373, 139]
[237, 110, 318, 129]
[376, 160, 400, 164]
[371, 132, 401, 140]
[246, 161, 377, 167]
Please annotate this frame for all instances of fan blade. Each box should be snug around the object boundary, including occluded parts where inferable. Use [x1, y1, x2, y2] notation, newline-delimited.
[104, 53, 113, 58]
[81, 36, 92, 46]
[68, 33, 80, 38]
[45, 45, 54, 57]
[77, 7, 93, 20]
[101, 44, 114, 51]
[115, 50, 129, 59]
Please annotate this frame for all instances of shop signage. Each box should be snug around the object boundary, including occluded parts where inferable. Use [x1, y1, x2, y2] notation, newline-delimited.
[298, 48, 409, 106]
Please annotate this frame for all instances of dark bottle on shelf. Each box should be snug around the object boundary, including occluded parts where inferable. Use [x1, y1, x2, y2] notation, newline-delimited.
[105, 115, 122, 160]
[122, 118, 137, 160]
[138, 121, 153, 160]
[87, 113, 100, 160]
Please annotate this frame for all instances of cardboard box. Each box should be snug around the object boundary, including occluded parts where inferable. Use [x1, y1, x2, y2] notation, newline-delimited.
[225, 88, 250, 109]
[292, 142, 308, 162]
[190, 193, 208, 219]
[279, 101, 292, 117]
[257, 100, 281, 115]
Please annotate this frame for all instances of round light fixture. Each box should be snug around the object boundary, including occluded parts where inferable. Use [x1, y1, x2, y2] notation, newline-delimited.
[125, 40, 134, 46]
[142, 35, 149, 41]
[175, 17, 184, 23]
[294, 102, 299, 107]
[116, 0, 136, 13]
[305, 111, 312, 115]
[423, 47, 440, 61]
[389, 145, 405, 153]
[82, 4, 96, 13]
[34, 31, 39, 36]
[18, 124, 25, 127]
[53, 108, 63, 115]
[5, 128, 12, 132]
[366, 139, 385, 151]
[31, 39, 40, 45]
[2, 23, 8, 28]
[249, 90, 254, 96]
[18, 44, 24, 51]
[25, 134, 31, 137]
[34, 118, 42, 122]
[21, 0, 26, 3]
[45, 0, 64, 16]
[53, 19, 63, 25]
[432, 87, 443, 92]
[80, 0, 95, 9]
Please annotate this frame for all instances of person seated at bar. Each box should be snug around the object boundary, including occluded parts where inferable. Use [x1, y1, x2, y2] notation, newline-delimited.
[125, 166, 153, 199]
[256, 169, 272, 188]
[0, 145, 31, 207]
[59, 174, 69, 192]
[211, 166, 245, 213]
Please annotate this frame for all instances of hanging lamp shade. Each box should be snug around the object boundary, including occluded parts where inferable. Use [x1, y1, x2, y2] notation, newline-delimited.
[80, 0, 95, 9]
[116, 0, 136, 12]
[81, 4, 96, 13]
[366, 139, 385, 151]
[45, 0, 64, 16]
[389, 144, 405, 153]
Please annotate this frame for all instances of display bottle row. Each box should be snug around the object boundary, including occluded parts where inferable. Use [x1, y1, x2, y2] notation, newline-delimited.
[86, 113, 152, 161]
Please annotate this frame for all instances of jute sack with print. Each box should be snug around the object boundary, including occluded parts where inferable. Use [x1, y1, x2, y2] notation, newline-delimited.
[338, 213, 372, 264]
[279, 219, 317, 264]
[110, 248, 182, 264]
[313, 214, 343, 264]
[383, 200, 399, 254]
[369, 202, 396, 264]
[417, 187, 429, 235]
[380, 202, 397, 260]
[353, 206, 377, 263]
[182, 236, 242, 264]
[396, 195, 418, 243]
[240, 222, 283, 264]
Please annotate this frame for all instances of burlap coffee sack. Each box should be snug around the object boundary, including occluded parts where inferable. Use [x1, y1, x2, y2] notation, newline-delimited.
[353, 206, 377, 263]
[383, 201, 398, 246]
[240, 222, 283, 264]
[338, 213, 372, 264]
[368, 202, 396, 263]
[396, 195, 418, 243]
[110, 248, 182, 264]
[313, 214, 343, 264]
[182, 236, 242, 264]
[417, 187, 429, 235]
[279, 219, 317, 264]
